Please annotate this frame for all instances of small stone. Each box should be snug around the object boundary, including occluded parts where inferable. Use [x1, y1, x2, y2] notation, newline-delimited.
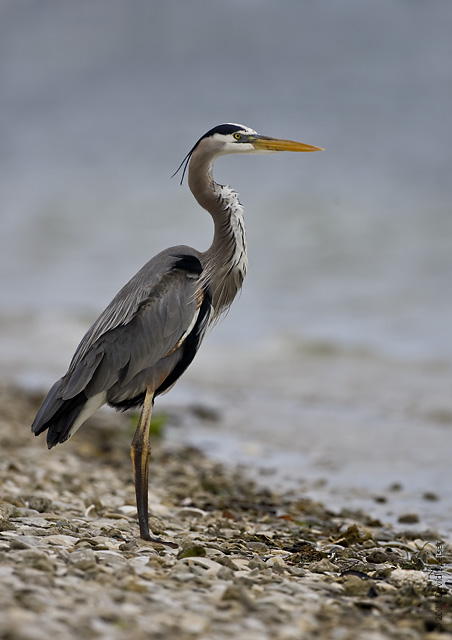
[266, 555, 287, 574]
[32, 557, 56, 572]
[69, 548, 97, 572]
[122, 578, 149, 593]
[94, 550, 127, 566]
[180, 556, 224, 576]
[177, 612, 209, 635]
[388, 568, 429, 589]
[335, 524, 372, 546]
[14, 516, 52, 528]
[308, 558, 338, 574]
[117, 505, 137, 516]
[177, 537, 207, 559]
[119, 539, 139, 552]
[422, 492, 439, 501]
[248, 557, 266, 571]
[217, 555, 240, 571]
[9, 538, 32, 550]
[27, 496, 53, 513]
[217, 566, 234, 580]
[366, 548, 391, 564]
[176, 507, 209, 519]
[45, 534, 78, 547]
[0, 517, 15, 532]
[221, 584, 257, 610]
[13, 590, 47, 613]
[148, 516, 166, 535]
[247, 541, 268, 553]
[177, 544, 207, 560]
[398, 513, 420, 524]
[170, 570, 195, 583]
[17, 549, 57, 572]
[342, 574, 373, 596]
[376, 582, 398, 594]
[228, 558, 250, 571]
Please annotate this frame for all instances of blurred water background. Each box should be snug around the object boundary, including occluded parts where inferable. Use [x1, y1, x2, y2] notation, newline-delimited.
[1, 1, 451, 534]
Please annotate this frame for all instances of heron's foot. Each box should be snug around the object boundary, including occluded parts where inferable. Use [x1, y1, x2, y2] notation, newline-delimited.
[140, 532, 178, 548]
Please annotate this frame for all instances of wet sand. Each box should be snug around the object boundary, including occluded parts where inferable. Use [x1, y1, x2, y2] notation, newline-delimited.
[0, 383, 451, 640]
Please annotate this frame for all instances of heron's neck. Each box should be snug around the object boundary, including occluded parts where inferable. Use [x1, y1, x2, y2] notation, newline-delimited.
[188, 154, 248, 314]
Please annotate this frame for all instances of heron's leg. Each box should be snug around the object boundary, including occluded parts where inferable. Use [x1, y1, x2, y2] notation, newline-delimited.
[131, 389, 176, 546]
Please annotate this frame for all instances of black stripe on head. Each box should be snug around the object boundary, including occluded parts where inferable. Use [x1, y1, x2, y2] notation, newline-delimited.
[172, 123, 246, 185]
[200, 123, 244, 139]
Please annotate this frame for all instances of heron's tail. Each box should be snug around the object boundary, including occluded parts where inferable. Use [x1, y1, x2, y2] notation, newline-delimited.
[31, 379, 89, 449]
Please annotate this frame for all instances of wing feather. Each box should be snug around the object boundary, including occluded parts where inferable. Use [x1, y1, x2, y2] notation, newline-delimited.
[59, 247, 206, 400]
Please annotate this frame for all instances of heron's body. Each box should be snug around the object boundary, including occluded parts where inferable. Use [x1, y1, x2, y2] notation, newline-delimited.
[32, 123, 321, 542]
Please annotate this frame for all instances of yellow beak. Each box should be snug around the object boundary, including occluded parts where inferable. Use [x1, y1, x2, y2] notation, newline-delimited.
[251, 136, 323, 152]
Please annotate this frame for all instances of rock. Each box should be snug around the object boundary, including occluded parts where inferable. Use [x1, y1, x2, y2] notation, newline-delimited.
[423, 491, 439, 501]
[266, 555, 288, 574]
[179, 556, 224, 577]
[148, 516, 167, 535]
[12, 517, 52, 528]
[334, 524, 373, 546]
[176, 612, 209, 635]
[342, 574, 373, 596]
[9, 538, 32, 550]
[217, 555, 240, 571]
[221, 584, 257, 610]
[176, 538, 206, 559]
[217, 566, 235, 580]
[365, 548, 391, 564]
[116, 505, 137, 516]
[248, 557, 267, 571]
[44, 535, 78, 548]
[0, 517, 15, 532]
[308, 558, 338, 574]
[398, 513, 420, 524]
[94, 550, 128, 567]
[176, 507, 209, 519]
[69, 548, 97, 572]
[27, 496, 53, 513]
[388, 568, 429, 589]
[247, 541, 268, 553]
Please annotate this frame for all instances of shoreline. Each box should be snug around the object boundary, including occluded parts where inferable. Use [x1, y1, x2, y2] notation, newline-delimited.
[0, 383, 451, 639]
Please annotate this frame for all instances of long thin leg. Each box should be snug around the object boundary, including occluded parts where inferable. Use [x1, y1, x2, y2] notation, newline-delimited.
[130, 389, 176, 546]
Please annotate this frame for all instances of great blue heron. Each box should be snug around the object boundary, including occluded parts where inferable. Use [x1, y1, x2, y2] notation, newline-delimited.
[31, 123, 322, 543]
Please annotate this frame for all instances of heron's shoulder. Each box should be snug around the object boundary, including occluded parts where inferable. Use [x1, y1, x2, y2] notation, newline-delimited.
[135, 245, 203, 277]
[68, 246, 204, 370]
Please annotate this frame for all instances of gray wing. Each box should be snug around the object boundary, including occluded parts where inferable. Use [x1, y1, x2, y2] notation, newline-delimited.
[60, 246, 206, 400]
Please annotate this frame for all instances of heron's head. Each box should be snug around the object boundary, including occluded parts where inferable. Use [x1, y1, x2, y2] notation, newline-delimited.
[173, 123, 323, 184]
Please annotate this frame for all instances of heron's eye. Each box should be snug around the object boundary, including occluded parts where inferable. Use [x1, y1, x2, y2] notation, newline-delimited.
[234, 133, 241, 140]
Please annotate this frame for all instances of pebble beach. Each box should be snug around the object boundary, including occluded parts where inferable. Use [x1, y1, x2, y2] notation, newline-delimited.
[0, 383, 451, 640]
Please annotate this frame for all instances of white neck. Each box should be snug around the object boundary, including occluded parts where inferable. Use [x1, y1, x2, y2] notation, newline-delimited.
[188, 148, 248, 316]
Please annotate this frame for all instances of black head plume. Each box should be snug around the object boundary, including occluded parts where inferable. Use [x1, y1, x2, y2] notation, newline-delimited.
[171, 145, 197, 185]
[171, 148, 194, 186]
[172, 124, 245, 185]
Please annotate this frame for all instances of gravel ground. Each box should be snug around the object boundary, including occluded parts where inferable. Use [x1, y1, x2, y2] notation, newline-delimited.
[0, 383, 451, 640]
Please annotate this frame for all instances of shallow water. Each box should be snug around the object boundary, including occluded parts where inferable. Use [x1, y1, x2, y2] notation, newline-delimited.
[159, 340, 452, 538]
[1, 1, 452, 537]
